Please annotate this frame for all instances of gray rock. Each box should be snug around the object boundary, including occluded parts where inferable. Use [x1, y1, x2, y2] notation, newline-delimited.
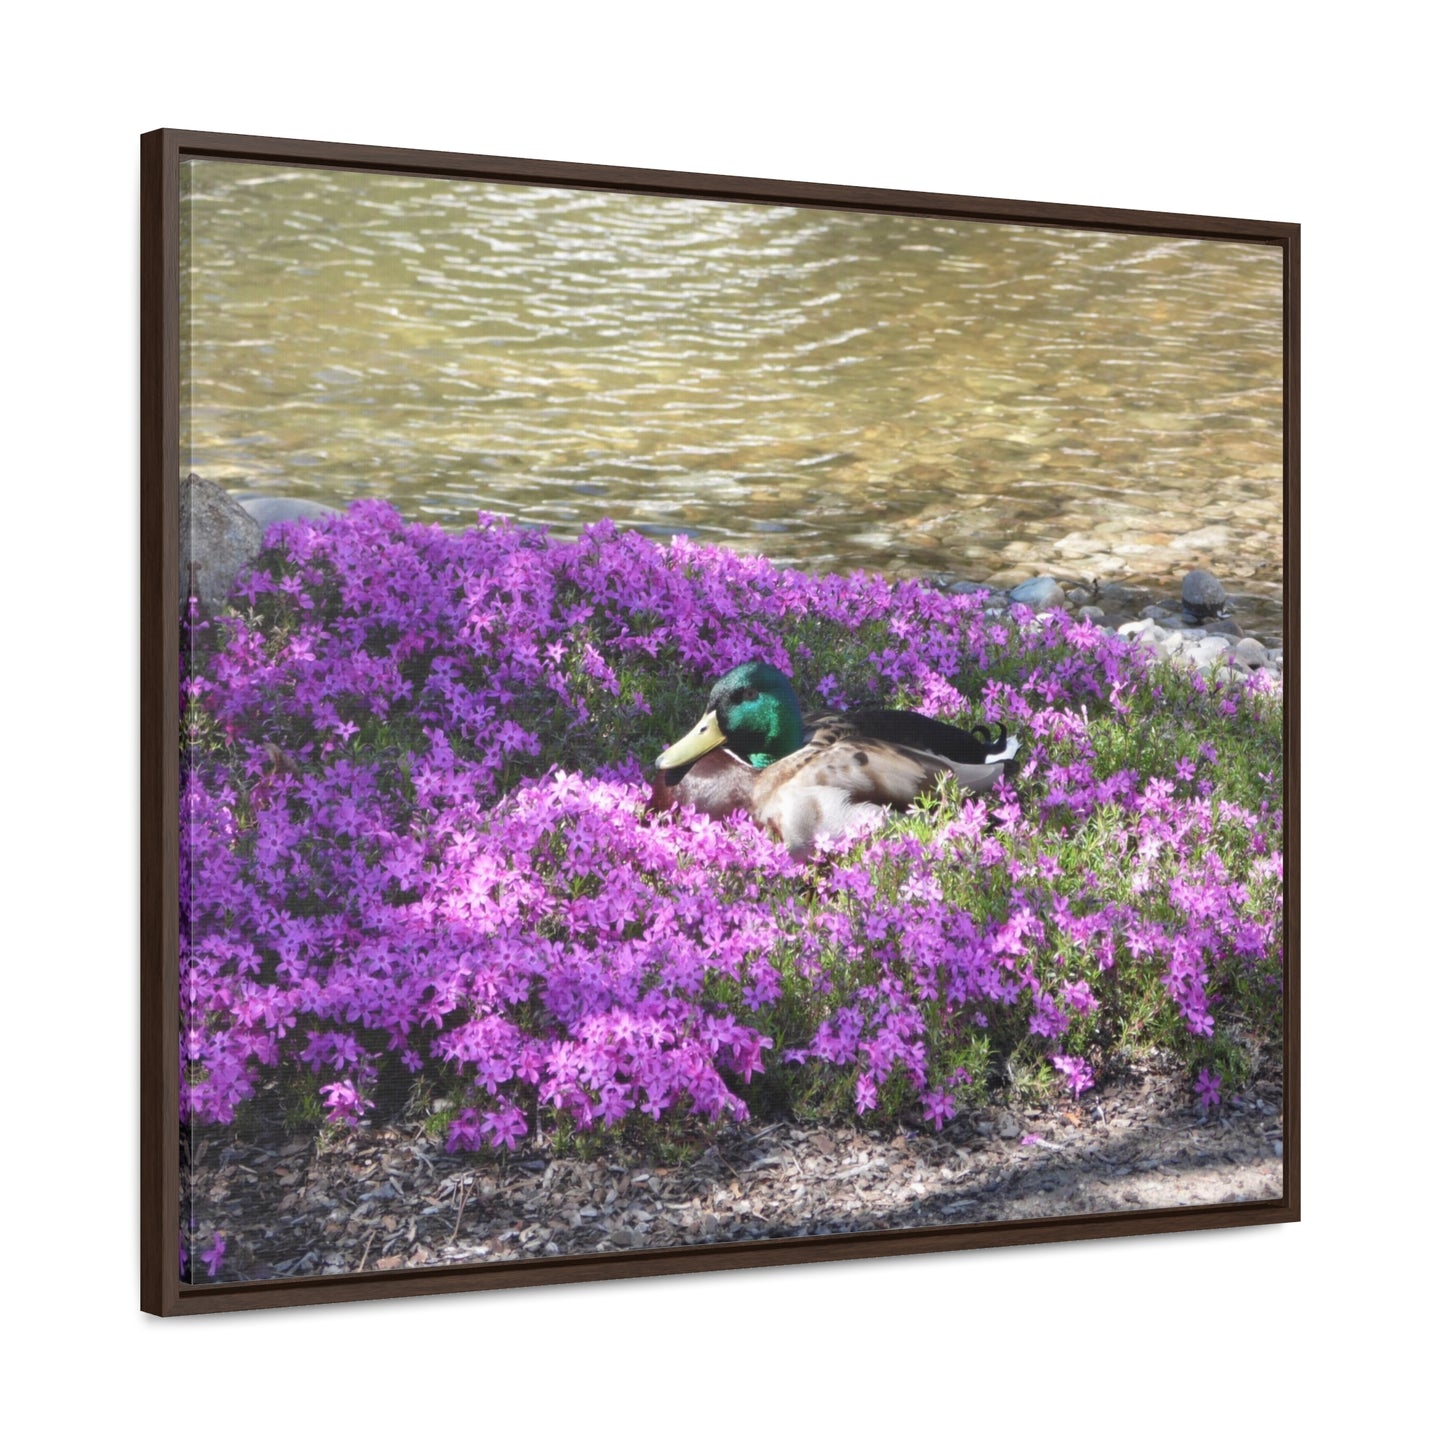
[1181, 568, 1228, 617]
[1185, 635, 1233, 668]
[1228, 637, 1269, 668]
[1097, 583, 1144, 606]
[1066, 587, 1092, 605]
[1142, 604, 1172, 620]
[946, 579, 992, 596]
[180, 474, 263, 613]
[237, 495, 342, 527]
[1078, 606, 1106, 622]
[1008, 576, 1067, 611]
[1204, 617, 1243, 638]
[1117, 619, 1156, 639]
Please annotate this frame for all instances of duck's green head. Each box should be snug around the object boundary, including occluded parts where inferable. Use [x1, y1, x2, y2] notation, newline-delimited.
[655, 661, 805, 770]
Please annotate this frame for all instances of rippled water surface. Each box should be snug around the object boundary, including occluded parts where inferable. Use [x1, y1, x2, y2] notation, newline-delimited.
[181, 161, 1285, 630]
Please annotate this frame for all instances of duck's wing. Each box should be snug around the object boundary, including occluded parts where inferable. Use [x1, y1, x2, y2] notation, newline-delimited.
[766, 737, 948, 807]
[805, 707, 1010, 757]
[753, 737, 993, 859]
[747, 744, 890, 858]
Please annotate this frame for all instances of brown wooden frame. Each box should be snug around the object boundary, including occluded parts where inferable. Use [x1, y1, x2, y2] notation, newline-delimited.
[141, 127, 1300, 1316]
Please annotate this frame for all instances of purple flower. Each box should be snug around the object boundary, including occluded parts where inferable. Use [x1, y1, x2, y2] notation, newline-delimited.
[201, 1232, 227, 1278]
[175, 503, 1280, 1158]
[1194, 1068, 1222, 1111]
[921, 1090, 956, 1131]
[1050, 1054, 1095, 1099]
[483, 1104, 528, 1151]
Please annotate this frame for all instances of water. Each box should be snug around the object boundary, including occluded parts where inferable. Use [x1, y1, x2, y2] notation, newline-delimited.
[181, 161, 1285, 633]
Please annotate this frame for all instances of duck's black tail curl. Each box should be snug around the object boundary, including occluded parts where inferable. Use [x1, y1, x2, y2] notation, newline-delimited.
[969, 721, 1023, 773]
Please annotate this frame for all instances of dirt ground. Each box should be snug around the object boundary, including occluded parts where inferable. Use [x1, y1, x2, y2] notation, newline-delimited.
[184, 1058, 1284, 1284]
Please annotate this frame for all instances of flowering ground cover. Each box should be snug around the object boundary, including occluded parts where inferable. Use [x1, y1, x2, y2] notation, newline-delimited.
[181, 502, 1282, 1276]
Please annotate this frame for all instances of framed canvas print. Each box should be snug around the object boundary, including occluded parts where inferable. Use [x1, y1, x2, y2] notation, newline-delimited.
[141, 129, 1298, 1315]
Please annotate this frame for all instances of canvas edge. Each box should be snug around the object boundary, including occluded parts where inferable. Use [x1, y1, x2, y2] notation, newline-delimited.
[140, 128, 182, 1316]
[162, 126, 1296, 241]
[139, 127, 1301, 1317]
[1283, 224, 1300, 1223]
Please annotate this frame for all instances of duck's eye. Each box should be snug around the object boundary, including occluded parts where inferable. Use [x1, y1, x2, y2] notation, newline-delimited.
[738, 688, 759, 701]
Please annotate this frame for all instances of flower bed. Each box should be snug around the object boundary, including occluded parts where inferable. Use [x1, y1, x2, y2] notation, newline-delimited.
[181, 502, 1283, 1154]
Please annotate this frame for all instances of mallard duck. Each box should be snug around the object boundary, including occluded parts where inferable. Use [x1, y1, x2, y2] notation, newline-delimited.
[648, 661, 1018, 858]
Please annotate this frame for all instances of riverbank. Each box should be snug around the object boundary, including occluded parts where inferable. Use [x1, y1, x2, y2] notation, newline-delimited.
[187, 477, 1286, 690]
[929, 566, 1285, 688]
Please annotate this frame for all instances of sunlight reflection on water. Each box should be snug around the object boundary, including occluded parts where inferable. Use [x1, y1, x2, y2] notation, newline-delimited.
[182, 162, 1284, 632]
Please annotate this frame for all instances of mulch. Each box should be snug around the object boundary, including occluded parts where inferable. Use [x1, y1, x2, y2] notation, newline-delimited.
[184, 1058, 1283, 1285]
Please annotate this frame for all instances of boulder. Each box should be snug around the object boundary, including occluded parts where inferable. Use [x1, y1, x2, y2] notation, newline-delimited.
[237, 495, 342, 527]
[180, 474, 263, 614]
[1203, 617, 1243, 638]
[1184, 635, 1232, 668]
[1095, 582, 1146, 610]
[1228, 637, 1270, 669]
[1181, 567, 1228, 617]
[1007, 576, 1067, 611]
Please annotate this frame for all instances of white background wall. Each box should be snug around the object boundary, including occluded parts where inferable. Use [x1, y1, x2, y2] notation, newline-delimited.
[3, 3, 1434, 1439]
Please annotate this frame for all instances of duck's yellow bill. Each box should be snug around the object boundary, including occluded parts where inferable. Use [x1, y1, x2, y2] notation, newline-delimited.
[656, 710, 727, 769]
